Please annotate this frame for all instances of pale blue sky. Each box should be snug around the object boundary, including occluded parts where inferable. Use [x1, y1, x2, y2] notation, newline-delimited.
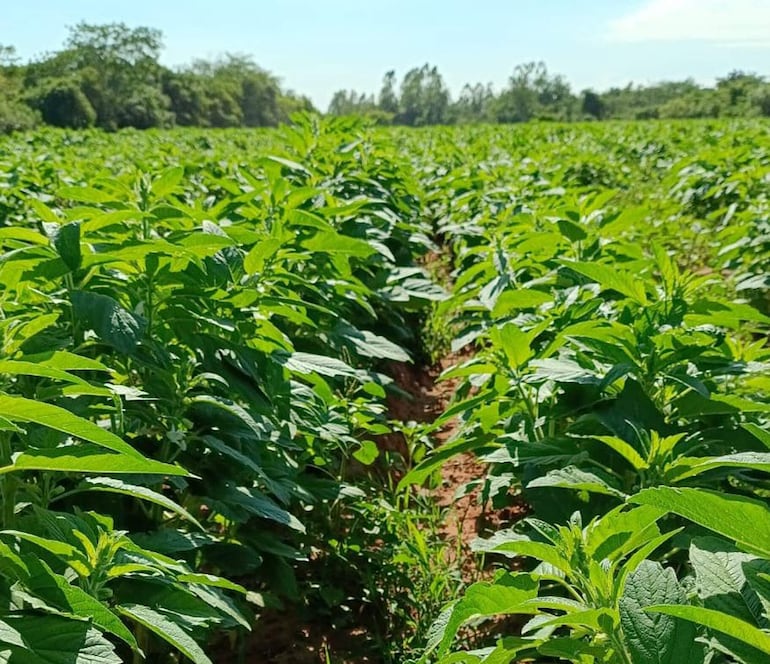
[4, 1, 770, 109]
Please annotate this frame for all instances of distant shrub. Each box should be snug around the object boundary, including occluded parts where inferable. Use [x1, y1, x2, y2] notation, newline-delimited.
[0, 96, 38, 134]
[33, 80, 96, 129]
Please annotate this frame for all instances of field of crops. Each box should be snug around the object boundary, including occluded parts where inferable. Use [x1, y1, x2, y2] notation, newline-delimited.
[1, 116, 770, 663]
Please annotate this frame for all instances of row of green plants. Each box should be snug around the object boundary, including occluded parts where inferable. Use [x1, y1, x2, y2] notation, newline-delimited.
[401, 120, 770, 662]
[2, 116, 770, 663]
[0, 116, 456, 662]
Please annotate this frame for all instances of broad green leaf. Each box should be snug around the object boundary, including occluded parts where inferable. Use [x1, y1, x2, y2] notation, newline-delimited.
[264, 155, 311, 176]
[685, 299, 770, 329]
[690, 537, 770, 627]
[619, 560, 701, 664]
[28, 199, 60, 223]
[471, 531, 571, 574]
[562, 260, 648, 305]
[25, 558, 137, 649]
[151, 166, 185, 198]
[45, 221, 82, 272]
[646, 605, 770, 656]
[352, 440, 380, 466]
[523, 608, 614, 633]
[0, 360, 100, 389]
[743, 424, 770, 450]
[0, 394, 141, 458]
[489, 323, 535, 368]
[210, 485, 305, 533]
[0, 615, 120, 663]
[631, 487, 770, 558]
[527, 466, 626, 498]
[675, 392, 770, 417]
[71, 291, 145, 355]
[537, 638, 606, 660]
[0, 227, 49, 245]
[177, 573, 246, 593]
[243, 238, 283, 274]
[335, 323, 411, 362]
[278, 351, 358, 378]
[427, 573, 538, 656]
[492, 289, 552, 317]
[118, 604, 212, 664]
[302, 231, 374, 257]
[672, 452, 770, 481]
[65, 478, 200, 528]
[5, 446, 186, 476]
[1, 531, 80, 558]
[19, 351, 110, 373]
[58, 186, 116, 204]
[591, 435, 647, 470]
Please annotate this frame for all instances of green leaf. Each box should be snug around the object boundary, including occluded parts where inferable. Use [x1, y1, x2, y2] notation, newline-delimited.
[491, 289, 552, 317]
[243, 238, 283, 275]
[672, 452, 770, 481]
[1, 531, 82, 559]
[523, 608, 613, 633]
[471, 531, 571, 574]
[302, 231, 375, 257]
[631, 487, 770, 558]
[675, 392, 770, 417]
[277, 351, 358, 378]
[25, 558, 137, 649]
[335, 323, 411, 362]
[264, 155, 311, 176]
[5, 446, 187, 476]
[58, 186, 115, 205]
[28, 198, 60, 224]
[352, 440, 380, 466]
[591, 435, 647, 471]
[646, 605, 770, 656]
[0, 394, 142, 458]
[685, 300, 770, 329]
[527, 466, 626, 498]
[690, 537, 770, 627]
[65, 478, 200, 528]
[151, 166, 185, 198]
[177, 573, 246, 593]
[427, 573, 538, 656]
[19, 351, 111, 373]
[210, 485, 305, 533]
[71, 291, 145, 355]
[0, 615, 120, 663]
[562, 260, 648, 305]
[45, 221, 82, 272]
[619, 560, 701, 664]
[489, 324, 535, 368]
[743, 424, 770, 450]
[0, 361, 109, 398]
[117, 604, 212, 664]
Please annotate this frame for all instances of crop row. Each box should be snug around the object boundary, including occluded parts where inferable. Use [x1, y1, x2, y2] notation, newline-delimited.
[404, 120, 770, 663]
[0, 117, 445, 662]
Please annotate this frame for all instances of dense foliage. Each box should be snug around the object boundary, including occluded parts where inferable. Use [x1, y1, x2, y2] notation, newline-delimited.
[400, 120, 770, 663]
[1, 24, 314, 133]
[1, 117, 770, 663]
[0, 116, 446, 662]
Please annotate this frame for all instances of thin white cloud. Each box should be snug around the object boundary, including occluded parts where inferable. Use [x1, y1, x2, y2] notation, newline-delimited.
[609, 0, 770, 45]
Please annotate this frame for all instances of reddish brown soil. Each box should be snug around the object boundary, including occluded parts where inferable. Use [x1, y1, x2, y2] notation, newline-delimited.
[382, 352, 527, 579]
[215, 348, 526, 663]
[215, 614, 371, 664]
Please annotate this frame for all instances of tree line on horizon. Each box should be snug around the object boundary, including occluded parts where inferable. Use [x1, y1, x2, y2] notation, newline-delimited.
[1, 22, 769, 134]
[331, 62, 770, 125]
